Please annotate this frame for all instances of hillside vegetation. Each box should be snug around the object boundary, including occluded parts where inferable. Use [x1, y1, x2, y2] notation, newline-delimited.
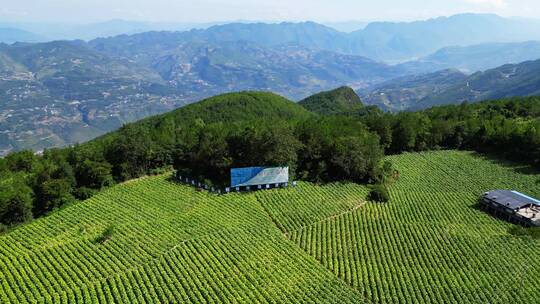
[1, 151, 538, 303]
[299, 86, 364, 115]
[0, 91, 386, 228]
[2, 91, 540, 229]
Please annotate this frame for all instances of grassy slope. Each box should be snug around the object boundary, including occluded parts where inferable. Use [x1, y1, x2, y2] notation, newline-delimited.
[1, 151, 539, 303]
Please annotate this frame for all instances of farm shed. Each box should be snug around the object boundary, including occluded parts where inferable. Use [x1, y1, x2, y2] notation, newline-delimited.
[481, 190, 540, 227]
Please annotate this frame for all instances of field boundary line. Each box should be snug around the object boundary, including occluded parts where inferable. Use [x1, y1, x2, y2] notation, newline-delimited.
[253, 195, 372, 304]
[283, 201, 366, 237]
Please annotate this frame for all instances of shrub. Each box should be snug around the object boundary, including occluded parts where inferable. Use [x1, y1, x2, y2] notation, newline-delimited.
[0, 223, 7, 234]
[74, 187, 98, 200]
[368, 184, 390, 203]
[149, 166, 173, 176]
[0, 175, 33, 225]
[95, 224, 116, 244]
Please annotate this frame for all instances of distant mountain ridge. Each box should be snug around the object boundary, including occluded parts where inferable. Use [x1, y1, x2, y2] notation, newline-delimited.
[349, 14, 540, 61]
[0, 20, 226, 41]
[88, 22, 349, 61]
[5, 14, 540, 64]
[362, 59, 540, 111]
[0, 28, 44, 44]
[400, 41, 540, 74]
[4, 13, 540, 154]
[89, 14, 540, 62]
[149, 41, 404, 100]
[89, 35, 407, 100]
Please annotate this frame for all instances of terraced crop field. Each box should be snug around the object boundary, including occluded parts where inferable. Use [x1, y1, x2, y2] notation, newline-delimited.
[0, 177, 363, 303]
[1, 151, 539, 303]
[258, 151, 540, 304]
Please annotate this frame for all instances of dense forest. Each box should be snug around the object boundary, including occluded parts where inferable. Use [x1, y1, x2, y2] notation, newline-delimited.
[1, 88, 540, 229]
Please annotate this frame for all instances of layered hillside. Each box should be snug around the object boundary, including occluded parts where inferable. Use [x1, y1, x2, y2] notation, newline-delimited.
[147, 41, 400, 101]
[1, 37, 406, 155]
[400, 41, 540, 74]
[362, 59, 540, 111]
[415, 59, 540, 109]
[0, 41, 185, 155]
[361, 69, 468, 111]
[89, 15, 540, 62]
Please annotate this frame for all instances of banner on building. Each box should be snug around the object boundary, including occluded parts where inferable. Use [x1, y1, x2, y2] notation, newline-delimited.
[230, 167, 289, 187]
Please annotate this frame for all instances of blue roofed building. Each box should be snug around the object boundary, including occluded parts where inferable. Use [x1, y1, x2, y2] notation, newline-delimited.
[481, 190, 540, 226]
[231, 167, 289, 188]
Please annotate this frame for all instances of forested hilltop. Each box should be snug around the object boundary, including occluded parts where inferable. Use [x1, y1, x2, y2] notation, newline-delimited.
[1, 88, 540, 230]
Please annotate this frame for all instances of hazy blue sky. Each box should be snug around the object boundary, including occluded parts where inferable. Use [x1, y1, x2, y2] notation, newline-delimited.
[1, 0, 539, 23]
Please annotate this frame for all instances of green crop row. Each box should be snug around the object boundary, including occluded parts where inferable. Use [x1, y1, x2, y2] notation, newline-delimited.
[257, 151, 540, 304]
[0, 175, 364, 303]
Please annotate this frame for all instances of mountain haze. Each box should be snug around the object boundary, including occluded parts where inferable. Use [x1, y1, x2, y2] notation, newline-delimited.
[400, 41, 540, 74]
[349, 14, 540, 61]
[0, 28, 44, 44]
[89, 14, 540, 63]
